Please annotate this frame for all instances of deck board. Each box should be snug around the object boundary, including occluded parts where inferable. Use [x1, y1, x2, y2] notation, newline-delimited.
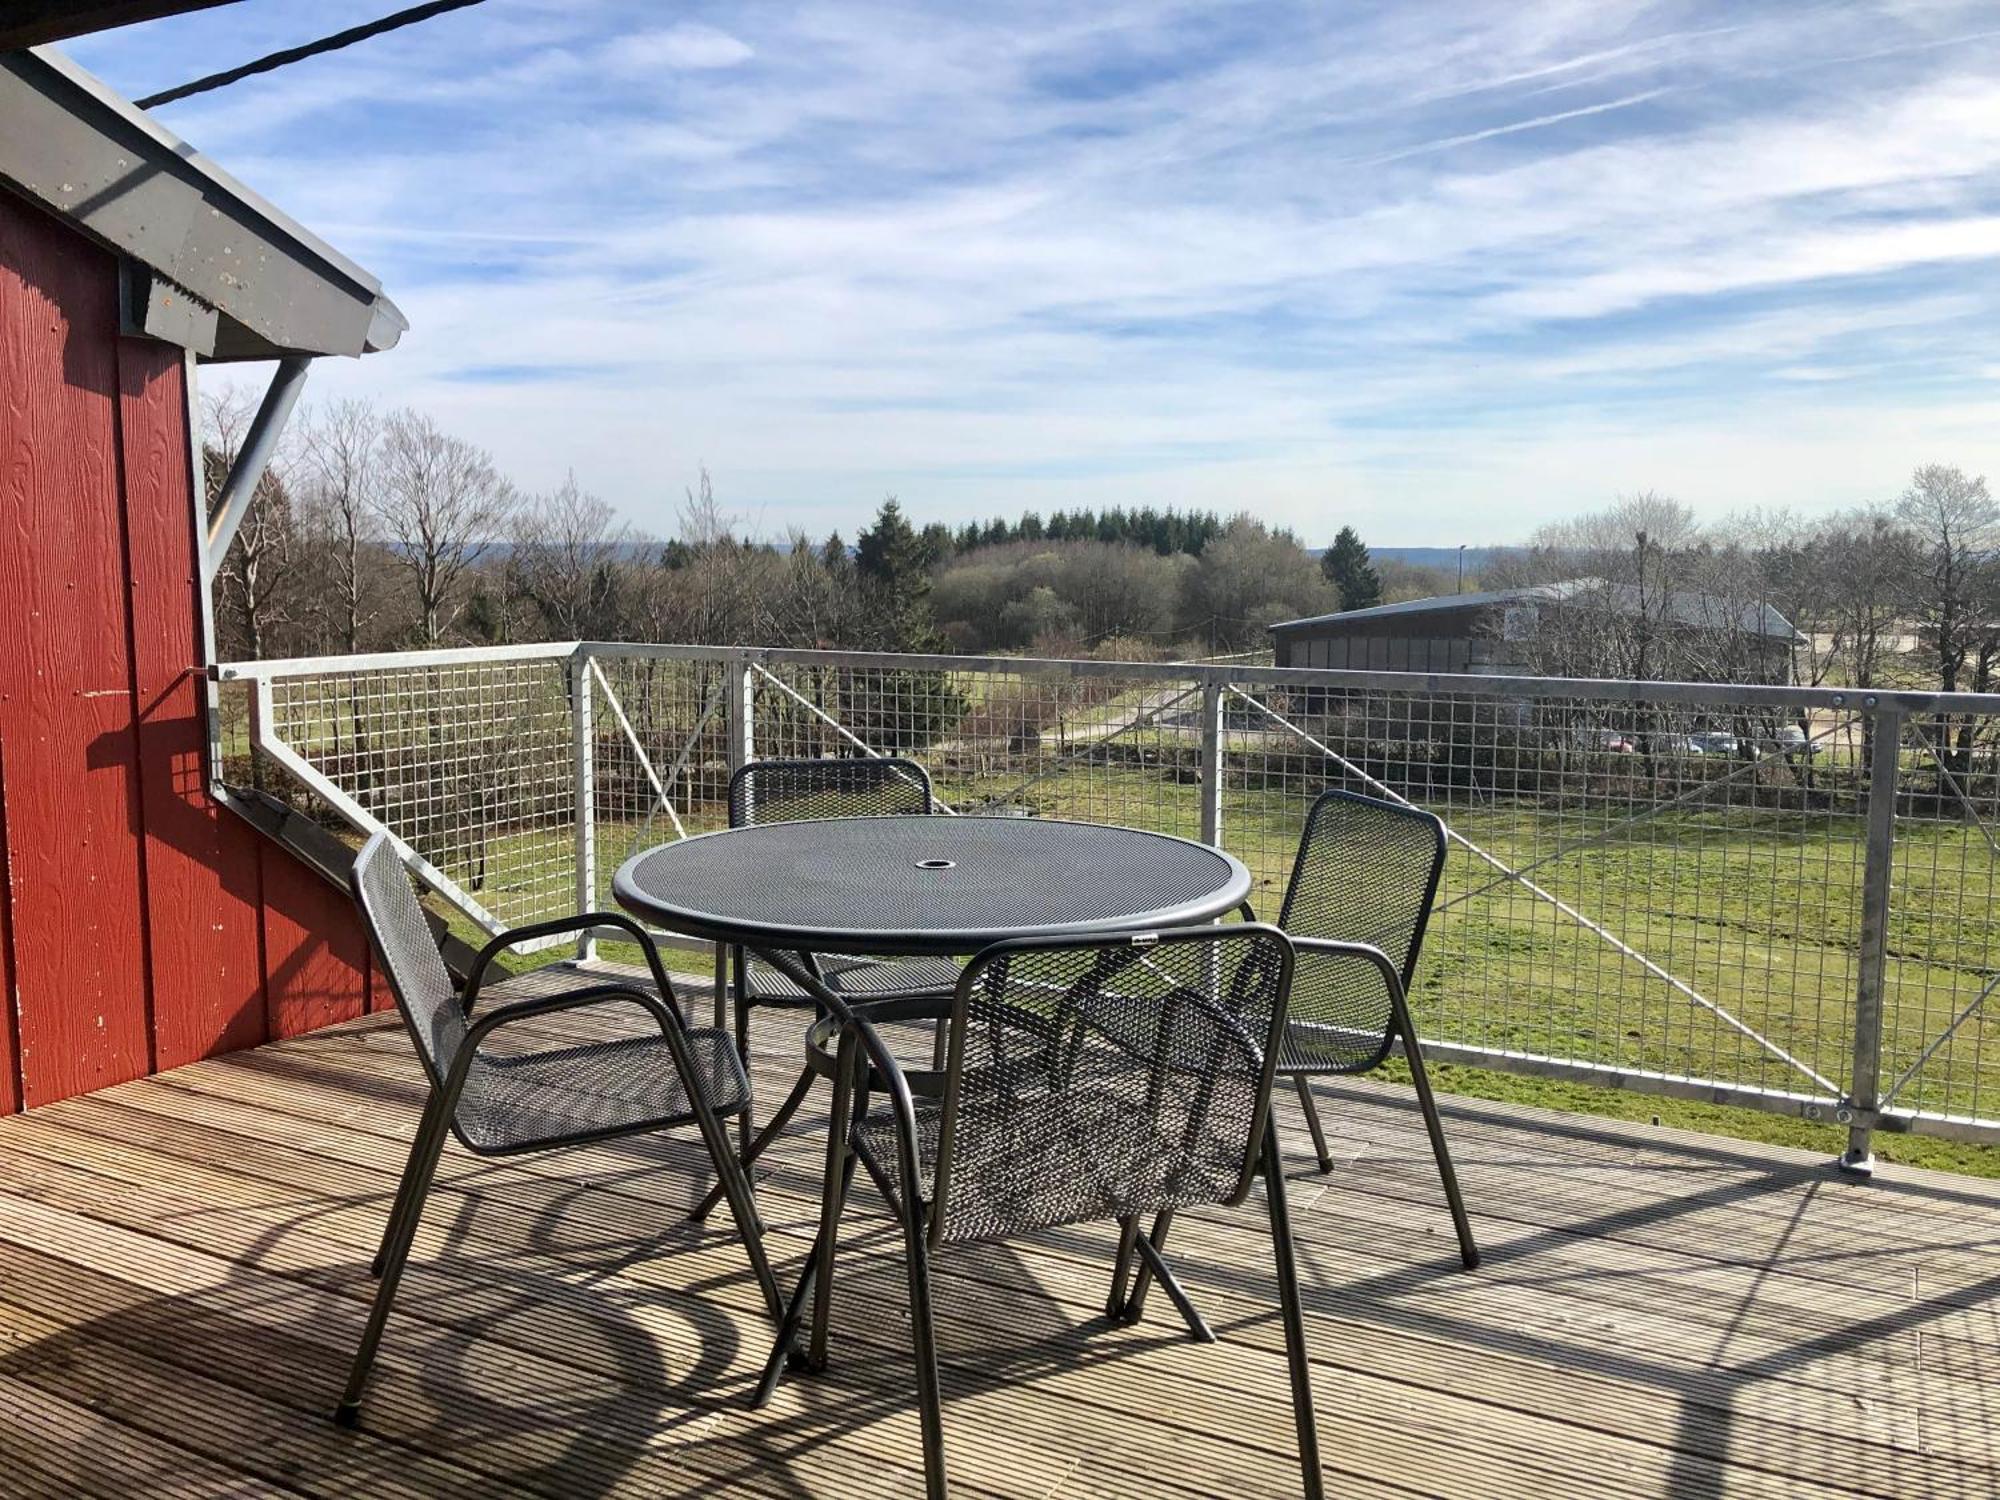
[1, 973, 1998, 1497]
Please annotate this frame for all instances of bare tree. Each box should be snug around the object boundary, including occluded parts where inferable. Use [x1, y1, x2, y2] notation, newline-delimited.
[645, 470, 789, 646]
[1820, 509, 1911, 693]
[296, 398, 386, 652]
[768, 527, 852, 648]
[1896, 463, 1997, 695]
[373, 410, 516, 645]
[1723, 508, 1837, 686]
[1181, 515, 1334, 651]
[510, 473, 633, 639]
[203, 390, 299, 660]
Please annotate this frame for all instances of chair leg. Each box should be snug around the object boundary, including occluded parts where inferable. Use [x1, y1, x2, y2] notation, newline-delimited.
[690, 1063, 816, 1222]
[1398, 1011, 1479, 1271]
[751, 1241, 822, 1408]
[807, 1077, 864, 1373]
[1292, 1074, 1335, 1174]
[370, 1090, 446, 1277]
[1120, 1208, 1174, 1320]
[1128, 1230, 1215, 1343]
[1262, 1131, 1324, 1500]
[900, 1177, 947, 1499]
[683, 1094, 783, 1318]
[750, 1142, 859, 1410]
[732, 946, 752, 1157]
[335, 1093, 452, 1426]
[1106, 1217, 1139, 1320]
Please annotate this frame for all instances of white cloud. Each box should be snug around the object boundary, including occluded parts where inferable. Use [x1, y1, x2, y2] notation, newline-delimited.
[610, 23, 754, 73]
[76, 0, 2000, 540]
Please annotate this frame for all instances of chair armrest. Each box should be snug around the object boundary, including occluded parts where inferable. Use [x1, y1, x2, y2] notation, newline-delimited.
[1284, 935, 1427, 1052]
[463, 911, 682, 1015]
[1284, 936, 1405, 1000]
[460, 981, 684, 1051]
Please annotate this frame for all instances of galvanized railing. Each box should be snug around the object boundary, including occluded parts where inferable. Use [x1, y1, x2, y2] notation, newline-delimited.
[214, 641, 2000, 1167]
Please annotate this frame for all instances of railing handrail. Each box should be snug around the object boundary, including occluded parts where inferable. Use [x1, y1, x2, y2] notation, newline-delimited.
[217, 638, 2000, 717]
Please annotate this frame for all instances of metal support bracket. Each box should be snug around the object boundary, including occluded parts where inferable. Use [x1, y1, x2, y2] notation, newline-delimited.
[203, 353, 309, 581]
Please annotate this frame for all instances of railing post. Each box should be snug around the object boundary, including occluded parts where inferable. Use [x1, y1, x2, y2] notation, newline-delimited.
[1843, 704, 1901, 1176]
[571, 647, 597, 961]
[1199, 677, 1225, 849]
[726, 652, 755, 773]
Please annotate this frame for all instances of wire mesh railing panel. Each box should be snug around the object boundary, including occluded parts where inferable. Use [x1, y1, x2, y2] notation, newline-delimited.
[258, 653, 580, 932]
[1878, 711, 2000, 1127]
[748, 661, 1213, 841]
[218, 641, 2000, 1144]
[584, 652, 737, 893]
[1222, 683, 1869, 1106]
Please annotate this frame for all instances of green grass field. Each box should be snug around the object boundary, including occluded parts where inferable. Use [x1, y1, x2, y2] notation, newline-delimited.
[427, 760, 2000, 1179]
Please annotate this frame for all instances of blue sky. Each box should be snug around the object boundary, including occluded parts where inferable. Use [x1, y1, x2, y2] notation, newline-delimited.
[66, 0, 2000, 543]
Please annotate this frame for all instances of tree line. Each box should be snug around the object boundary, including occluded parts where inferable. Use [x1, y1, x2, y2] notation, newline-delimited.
[207, 391, 1998, 701]
[205, 395, 1363, 662]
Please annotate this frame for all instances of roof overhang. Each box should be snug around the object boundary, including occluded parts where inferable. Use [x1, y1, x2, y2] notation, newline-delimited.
[0, 1, 244, 50]
[0, 45, 405, 361]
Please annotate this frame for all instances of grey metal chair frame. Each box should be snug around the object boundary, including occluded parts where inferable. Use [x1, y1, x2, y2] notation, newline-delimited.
[754, 925, 1324, 1499]
[1271, 789, 1476, 1264]
[1121, 789, 1477, 1332]
[690, 756, 960, 1222]
[335, 832, 780, 1427]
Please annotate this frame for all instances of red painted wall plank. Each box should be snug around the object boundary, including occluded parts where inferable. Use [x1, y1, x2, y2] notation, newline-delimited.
[0, 738, 17, 1115]
[115, 337, 269, 1067]
[0, 193, 153, 1105]
[259, 841, 369, 1039]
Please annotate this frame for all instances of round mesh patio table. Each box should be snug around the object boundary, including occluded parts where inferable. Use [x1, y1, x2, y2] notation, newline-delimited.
[613, 815, 1251, 958]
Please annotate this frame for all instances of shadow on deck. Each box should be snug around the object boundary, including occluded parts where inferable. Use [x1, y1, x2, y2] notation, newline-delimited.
[0, 984, 1996, 1497]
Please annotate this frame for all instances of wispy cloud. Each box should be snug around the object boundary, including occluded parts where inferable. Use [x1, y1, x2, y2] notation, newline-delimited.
[64, 0, 2000, 540]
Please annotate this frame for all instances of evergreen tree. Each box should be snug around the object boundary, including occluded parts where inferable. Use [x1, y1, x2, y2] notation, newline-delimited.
[855, 497, 941, 650]
[918, 520, 955, 568]
[847, 497, 964, 750]
[1321, 525, 1383, 611]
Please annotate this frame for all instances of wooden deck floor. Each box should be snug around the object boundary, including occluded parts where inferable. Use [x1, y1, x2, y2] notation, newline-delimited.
[2, 975, 1999, 1498]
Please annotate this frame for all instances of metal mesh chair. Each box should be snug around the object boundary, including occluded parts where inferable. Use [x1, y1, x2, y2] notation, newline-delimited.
[726, 756, 960, 1006]
[690, 757, 962, 1220]
[1270, 789, 1477, 1268]
[762, 926, 1324, 1499]
[335, 832, 779, 1427]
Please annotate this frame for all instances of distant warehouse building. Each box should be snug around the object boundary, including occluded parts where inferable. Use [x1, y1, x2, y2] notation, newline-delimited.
[1270, 579, 1801, 684]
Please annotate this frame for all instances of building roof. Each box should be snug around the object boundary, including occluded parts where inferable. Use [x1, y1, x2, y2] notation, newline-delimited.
[0, 46, 405, 361]
[0, 2, 243, 51]
[1272, 578, 1801, 641]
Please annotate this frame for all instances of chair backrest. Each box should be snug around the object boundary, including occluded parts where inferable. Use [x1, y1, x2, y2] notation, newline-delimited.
[929, 925, 1293, 1247]
[728, 756, 934, 828]
[1275, 789, 1447, 1071]
[352, 831, 466, 1090]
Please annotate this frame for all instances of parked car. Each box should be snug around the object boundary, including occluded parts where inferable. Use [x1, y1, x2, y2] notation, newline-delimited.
[1689, 730, 1740, 757]
[1575, 727, 1638, 753]
[1762, 724, 1816, 756]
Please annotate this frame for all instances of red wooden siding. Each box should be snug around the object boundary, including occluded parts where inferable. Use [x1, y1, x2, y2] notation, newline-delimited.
[260, 842, 370, 1039]
[0, 190, 153, 1105]
[0, 188, 372, 1114]
[116, 334, 272, 1069]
